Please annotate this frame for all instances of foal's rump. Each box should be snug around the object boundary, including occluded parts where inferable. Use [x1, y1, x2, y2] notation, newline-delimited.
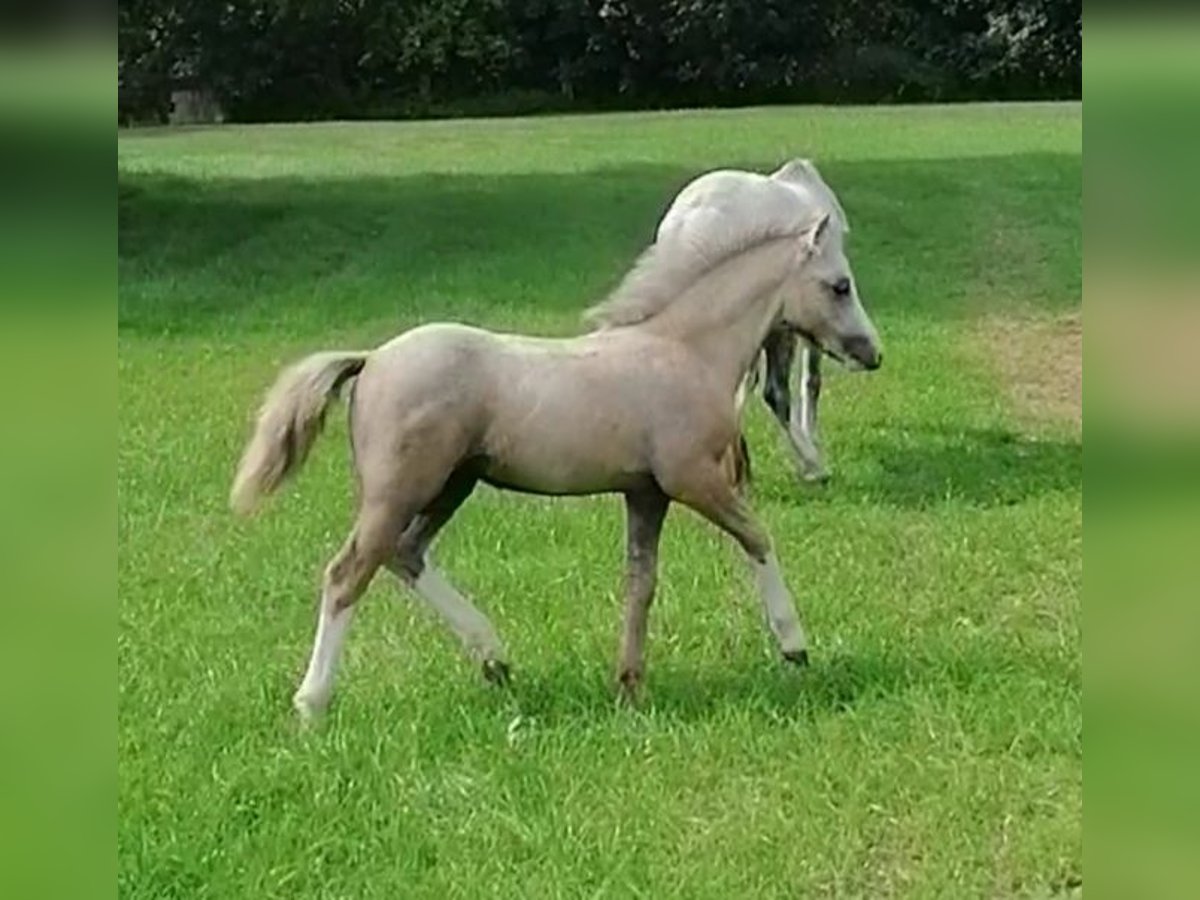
[228, 323, 489, 516]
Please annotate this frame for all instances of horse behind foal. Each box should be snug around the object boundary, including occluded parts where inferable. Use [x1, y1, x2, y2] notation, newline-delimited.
[657, 159, 881, 484]
[232, 212, 879, 721]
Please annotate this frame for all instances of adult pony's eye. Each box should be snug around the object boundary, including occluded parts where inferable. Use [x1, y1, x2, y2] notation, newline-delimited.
[831, 277, 852, 297]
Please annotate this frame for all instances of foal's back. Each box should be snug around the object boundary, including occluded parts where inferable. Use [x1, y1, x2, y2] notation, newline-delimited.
[352, 322, 730, 496]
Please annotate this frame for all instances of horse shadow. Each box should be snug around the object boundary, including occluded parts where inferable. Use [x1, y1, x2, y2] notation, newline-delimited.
[118, 152, 1080, 336]
[755, 425, 1081, 511]
[476, 643, 1041, 729]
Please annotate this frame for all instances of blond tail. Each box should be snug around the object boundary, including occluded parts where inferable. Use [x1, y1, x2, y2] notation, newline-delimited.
[230, 351, 368, 515]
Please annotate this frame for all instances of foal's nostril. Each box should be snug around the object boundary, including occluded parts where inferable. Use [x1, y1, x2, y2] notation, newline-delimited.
[843, 335, 881, 370]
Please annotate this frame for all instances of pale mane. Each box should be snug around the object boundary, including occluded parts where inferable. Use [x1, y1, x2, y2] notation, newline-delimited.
[771, 158, 852, 234]
[584, 212, 805, 330]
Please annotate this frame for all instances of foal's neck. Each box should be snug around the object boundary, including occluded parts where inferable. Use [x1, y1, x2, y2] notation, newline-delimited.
[644, 239, 792, 395]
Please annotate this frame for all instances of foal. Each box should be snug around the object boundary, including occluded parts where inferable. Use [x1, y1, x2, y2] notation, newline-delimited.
[231, 211, 881, 720]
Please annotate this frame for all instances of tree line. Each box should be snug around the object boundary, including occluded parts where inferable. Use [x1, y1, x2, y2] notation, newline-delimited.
[118, 0, 1081, 123]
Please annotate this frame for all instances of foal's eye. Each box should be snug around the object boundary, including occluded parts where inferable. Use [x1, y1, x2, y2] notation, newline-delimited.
[831, 277, 852, 297]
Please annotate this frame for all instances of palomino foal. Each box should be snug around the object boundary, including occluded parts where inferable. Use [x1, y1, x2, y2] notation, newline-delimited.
[231, 210, 881, 721]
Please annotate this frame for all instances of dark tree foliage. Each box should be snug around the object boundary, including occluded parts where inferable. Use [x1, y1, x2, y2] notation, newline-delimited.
[118, 0, 1081, 123]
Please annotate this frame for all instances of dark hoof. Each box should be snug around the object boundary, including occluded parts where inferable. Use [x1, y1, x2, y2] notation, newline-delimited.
[783, 648, 810, 667]
[482, 659, 511, 686]
[616, 668, 643, 703]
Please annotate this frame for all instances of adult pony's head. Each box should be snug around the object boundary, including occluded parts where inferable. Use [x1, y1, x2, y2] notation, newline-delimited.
[772, 160, 882, 370]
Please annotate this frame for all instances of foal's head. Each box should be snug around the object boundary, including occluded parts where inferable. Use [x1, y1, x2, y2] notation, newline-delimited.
[779, 213, 882, 370]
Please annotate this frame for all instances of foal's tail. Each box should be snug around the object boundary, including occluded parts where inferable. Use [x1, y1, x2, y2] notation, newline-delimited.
[230, 351, 369, 515]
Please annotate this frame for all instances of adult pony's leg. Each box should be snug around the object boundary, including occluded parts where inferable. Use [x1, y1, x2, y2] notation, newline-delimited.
[761, 326, 794, 430]
[293, 496, 413, 721]
[790, 340, 828, 482]
[384, 468, 510, 683]
[719, 434, 752, 493]
[616, 486, 670, 700]
[672, 465, 808, 664]
[763, 328, 827, 482]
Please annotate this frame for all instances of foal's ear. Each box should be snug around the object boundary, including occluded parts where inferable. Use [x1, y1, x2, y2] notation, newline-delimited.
[799, 212, 833, 254]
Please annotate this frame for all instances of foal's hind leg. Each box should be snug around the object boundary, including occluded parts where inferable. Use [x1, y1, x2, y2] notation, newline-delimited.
[293, 499, 411, 721]
[670, 464, 809, 664]
[384, 468, 509, 683]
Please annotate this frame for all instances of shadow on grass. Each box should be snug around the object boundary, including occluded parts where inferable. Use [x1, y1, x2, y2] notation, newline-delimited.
[118, 152, 1080, 336]
[755, 425, 1082, 510]
[864, 425, 1081, 508]
[493, 643, 1065, 728]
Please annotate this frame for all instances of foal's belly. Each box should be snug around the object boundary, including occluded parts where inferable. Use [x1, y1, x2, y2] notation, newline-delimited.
[477, 456, 651, 496]
[476, 401, 649, 496]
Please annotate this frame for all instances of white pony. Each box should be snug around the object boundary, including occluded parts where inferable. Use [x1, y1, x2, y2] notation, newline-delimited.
[656, 159, 880, 481]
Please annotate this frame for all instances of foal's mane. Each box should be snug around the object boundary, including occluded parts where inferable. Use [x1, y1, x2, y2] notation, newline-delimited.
[584, 217, 805, 330]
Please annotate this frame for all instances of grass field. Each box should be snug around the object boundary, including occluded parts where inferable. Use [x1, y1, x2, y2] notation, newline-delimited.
[118, 104, 1082, 898]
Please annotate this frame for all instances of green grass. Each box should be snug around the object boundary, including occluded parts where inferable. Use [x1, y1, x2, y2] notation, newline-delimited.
[118, 104, 1082, 898]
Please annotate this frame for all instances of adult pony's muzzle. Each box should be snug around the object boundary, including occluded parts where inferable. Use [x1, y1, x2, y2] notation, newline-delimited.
[842, 334, 882, 370]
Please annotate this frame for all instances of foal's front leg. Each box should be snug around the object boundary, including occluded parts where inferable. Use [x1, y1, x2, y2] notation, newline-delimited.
[616, 487, 670, 700]
[673, 466, 809, 664]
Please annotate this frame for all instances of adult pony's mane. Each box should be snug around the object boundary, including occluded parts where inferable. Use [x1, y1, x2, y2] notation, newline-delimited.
[770, 158, 852, 234]
[584, 213, 806, 330]
[585, 158, 848, 330]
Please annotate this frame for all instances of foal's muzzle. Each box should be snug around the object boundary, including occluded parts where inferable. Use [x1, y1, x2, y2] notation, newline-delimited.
[843, 335, 882, 371]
